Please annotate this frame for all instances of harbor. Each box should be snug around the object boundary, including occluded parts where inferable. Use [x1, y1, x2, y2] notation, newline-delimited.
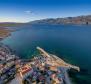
[0, 44, 80, 84]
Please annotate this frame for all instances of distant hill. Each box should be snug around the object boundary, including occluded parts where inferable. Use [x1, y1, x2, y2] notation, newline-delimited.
[0, 22, 25, 27]
[29, 15, 91, 25]
[1, 15, 91, 26]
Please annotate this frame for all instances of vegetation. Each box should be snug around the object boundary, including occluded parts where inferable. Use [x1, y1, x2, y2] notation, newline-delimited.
[0, 28, 11, 38]
[0, 23, 25, 27]
[0, 23, 25, 39]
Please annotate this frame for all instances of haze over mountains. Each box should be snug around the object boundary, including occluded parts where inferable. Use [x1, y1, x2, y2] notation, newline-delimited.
[0, 15, 91, 26]
[30, 15, 91, 25]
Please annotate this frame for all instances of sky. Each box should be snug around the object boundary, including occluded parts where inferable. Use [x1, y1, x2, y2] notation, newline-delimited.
[0, 0, 91, 22]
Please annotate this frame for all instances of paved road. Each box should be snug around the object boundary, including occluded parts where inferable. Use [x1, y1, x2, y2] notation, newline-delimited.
[10, 74, 22, 84]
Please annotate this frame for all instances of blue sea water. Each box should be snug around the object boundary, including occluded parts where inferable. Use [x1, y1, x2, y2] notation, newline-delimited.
[1, 24, 91, 84]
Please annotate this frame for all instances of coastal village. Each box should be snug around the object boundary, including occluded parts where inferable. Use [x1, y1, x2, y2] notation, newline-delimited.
[0, 43, 80, 84]
[0, 0, 90, 83]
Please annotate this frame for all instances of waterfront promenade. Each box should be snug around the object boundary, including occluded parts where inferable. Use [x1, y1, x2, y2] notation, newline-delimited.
[37, 47, 80, 71]
[0, 45, 80, 84]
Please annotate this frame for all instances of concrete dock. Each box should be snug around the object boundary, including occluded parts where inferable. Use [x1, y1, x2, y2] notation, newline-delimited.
[37, 47, 80, 71]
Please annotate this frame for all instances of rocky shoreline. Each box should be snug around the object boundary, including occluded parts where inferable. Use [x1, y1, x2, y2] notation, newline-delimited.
[0, 27, 11, 40]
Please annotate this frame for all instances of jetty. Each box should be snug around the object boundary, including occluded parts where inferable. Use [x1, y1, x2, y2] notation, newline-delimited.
[37, 47, 80, 71]
[0, 45, 80, 84]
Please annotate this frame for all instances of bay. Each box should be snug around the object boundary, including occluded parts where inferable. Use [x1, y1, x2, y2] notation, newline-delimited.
[1, 24, 91, 84]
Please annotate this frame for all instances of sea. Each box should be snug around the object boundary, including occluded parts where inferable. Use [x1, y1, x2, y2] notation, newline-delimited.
[1, 24, 91, 84]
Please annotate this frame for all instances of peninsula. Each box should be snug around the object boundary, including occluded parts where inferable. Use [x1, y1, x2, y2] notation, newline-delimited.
[0, 22, 24, 40]
[0, 27, 11, 40]
[0, 44, 80, 84]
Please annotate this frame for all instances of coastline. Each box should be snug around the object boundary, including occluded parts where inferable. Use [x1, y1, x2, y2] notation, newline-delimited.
[0, 24, 80, 84]
[0, 27, 11, 40]
[0, 25, 81, 84]
[0, 44, 79, 84]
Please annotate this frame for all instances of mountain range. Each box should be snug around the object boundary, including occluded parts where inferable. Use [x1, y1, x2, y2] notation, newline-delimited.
[29, 15, 91, 25]
[0, 15, 91, 27]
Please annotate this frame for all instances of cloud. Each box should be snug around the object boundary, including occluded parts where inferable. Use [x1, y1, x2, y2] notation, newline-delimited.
[24, 10, 32, 14]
